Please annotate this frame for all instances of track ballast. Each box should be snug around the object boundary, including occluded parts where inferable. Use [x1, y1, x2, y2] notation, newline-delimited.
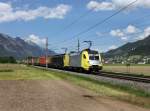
[97, 72, 150, 83]
[34, 65, 150, 84]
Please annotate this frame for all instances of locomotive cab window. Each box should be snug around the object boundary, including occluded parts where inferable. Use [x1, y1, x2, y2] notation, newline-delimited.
[89, 54, 99, 60]
[95, 56, 99, 60]
[83, 54, 86, 59]
[89, 56, 94, 60]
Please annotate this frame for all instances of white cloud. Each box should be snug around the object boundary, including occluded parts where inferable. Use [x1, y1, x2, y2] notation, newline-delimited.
[121, 37, 128, 41]
[125, 25, 138, 34]
[87, 0, 150, 11]
[144, 27, 150, 36]
[110, 29, 124, 37]
[0, 2, 12, 12]
[87, 1, 115, 11]
[0, 2, 71, 23]
[111, 25, 150, 41]
[25, 34, 46, 46]
[108, 45, 117, 50]
[110, 25, 139, 41]
[136, 26, 150, 40]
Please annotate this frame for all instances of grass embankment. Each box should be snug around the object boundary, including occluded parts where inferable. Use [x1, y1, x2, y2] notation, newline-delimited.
[0, 64, 150, 108]
[103, 64, 150, 76]
[104, 64, 150, 66]
[0, 64, 58, 80]
[50, 70, 150, 108]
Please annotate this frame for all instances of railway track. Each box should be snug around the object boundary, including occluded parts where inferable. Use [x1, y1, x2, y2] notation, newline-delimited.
[97, 72, 150, 83]
[34, 65, 150, 84]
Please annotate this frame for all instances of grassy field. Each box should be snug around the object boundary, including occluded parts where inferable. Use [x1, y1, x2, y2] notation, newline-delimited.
[103, 64, 150, 76]
[0, 64, 150, 108]
[0, 64, 58, 80]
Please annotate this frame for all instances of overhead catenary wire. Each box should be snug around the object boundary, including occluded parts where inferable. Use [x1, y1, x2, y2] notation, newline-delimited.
[61, 8, 150, 47]
[51, 9, 95, 45]
[69, 0, 138, 41]
[50, 0, 138, 47]
[65, 25, 150, 51]
[94, 19, 150, 42]
[51, 20, 150, 52]
[92, 31, 148, 48]
[58, 9, 93, 35]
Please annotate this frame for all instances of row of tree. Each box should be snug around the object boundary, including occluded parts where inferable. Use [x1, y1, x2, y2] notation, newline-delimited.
[0, 57, 16, 63]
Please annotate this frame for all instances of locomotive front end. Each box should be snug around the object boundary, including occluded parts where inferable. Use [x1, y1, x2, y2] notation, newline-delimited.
[81, 49, 103, 72]
[88, 53, 103, 72]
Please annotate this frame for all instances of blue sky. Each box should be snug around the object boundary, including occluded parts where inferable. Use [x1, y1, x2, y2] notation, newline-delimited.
[0, 0, 150, 53]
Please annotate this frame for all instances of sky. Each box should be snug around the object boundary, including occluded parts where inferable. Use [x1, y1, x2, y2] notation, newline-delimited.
[0, 0, 150, 53]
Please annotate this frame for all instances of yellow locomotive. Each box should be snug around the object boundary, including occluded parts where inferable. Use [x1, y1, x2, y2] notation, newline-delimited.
[64, 49, 103, 72]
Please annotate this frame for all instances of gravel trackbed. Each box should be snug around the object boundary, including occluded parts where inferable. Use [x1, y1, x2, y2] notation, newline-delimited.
[0, 80, 148, 111]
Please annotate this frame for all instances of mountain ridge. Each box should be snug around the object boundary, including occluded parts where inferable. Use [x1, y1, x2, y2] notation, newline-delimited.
[105, 35, 150, 58]
[0, 33, 55, 59]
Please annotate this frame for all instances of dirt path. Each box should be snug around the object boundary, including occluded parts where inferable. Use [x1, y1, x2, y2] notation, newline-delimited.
[0, 80, 148, 111]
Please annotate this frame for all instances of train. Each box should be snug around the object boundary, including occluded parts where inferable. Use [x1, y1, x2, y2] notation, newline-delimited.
[27, 49, 103, 72]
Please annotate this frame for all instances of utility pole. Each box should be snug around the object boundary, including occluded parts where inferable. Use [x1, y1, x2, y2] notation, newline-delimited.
[77, 39, 80, 53]
[46, 37, 48, 69]
[61, 48, 68, 54]
[83, 40, 92, 49]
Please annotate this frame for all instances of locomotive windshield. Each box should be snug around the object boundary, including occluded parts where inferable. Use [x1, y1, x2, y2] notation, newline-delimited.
[83, 49, 100, 60]
[89, 54, 99, 60]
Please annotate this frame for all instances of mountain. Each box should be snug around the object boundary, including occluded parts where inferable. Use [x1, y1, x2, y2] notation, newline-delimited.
[0, 33, 55, 59]
[104, 35, 150, 58]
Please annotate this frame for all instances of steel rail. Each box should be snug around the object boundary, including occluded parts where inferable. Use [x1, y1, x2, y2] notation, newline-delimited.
[33, 65, 150, 83]
[97, 72, 150, 83]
